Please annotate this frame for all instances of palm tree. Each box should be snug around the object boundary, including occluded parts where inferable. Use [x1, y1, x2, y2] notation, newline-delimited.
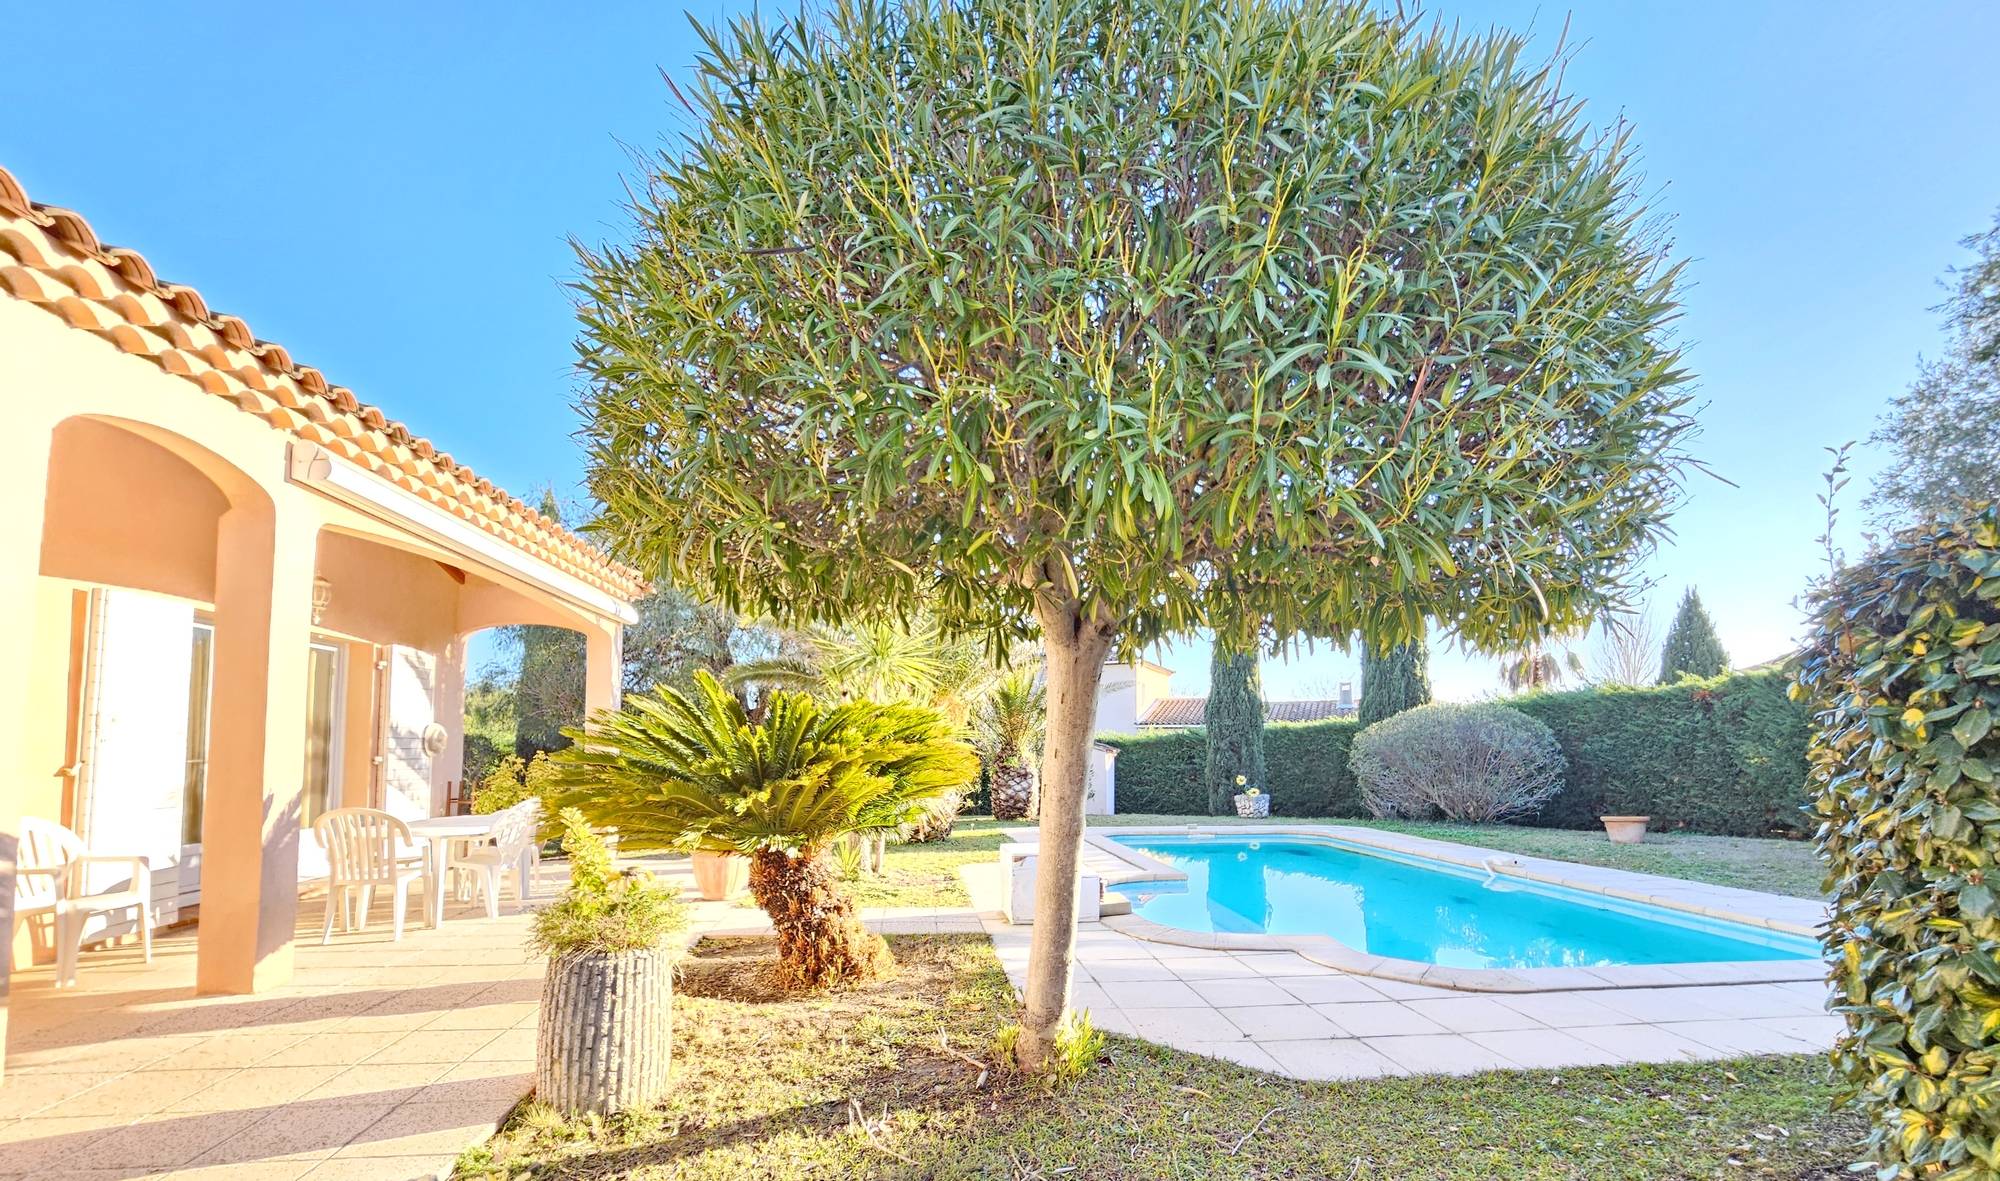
[980, 667, 1046, 820]
[554, 672, 977, 988]
[1499, 643, 1584, 693]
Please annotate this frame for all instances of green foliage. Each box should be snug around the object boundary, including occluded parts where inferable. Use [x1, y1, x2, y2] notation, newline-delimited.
[977, 667, 1045, 765]
[1509, 672, 1807, 836]
[1105, 721, 1364, 817]
[552, 671, 979, 857]
[1358, 640, 1432, 726]
[460, 732, 505, 796]
[1868, 211, 2000, 526]
[1351, 702, 1564, 823]
[1203, 644, 1266, 814]
[473, 752, 563, 840]
[530, 808, 687, 957]
[994, 1011, 1105, 1089]
[1102, 671, 1809, 835]
[574, 0, 1693, 660]
[1797, 506, 2000, 1177]
[1658, 588, 1729, 683]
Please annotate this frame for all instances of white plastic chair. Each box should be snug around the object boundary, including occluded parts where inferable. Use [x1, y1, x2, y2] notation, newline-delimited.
[312, 808, 430, 943]
[13, 818, 153, 986]
[451, 800, 541, 919]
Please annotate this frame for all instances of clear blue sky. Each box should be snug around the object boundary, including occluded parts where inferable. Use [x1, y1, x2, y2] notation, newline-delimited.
[7, 2, 1998, 698]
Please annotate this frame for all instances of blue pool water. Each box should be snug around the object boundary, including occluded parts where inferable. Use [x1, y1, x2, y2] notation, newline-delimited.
[1111, 835, 1817, 970]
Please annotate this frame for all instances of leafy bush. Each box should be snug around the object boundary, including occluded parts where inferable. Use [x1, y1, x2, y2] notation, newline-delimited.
[474, 752, 563, 840]
[1099, 670, 1808, 834]
[1350, 703, 1565, 822]
[530, 808, 687, 957]
[1797, 507, 2000, 1177]
[461, 732, 504, 792]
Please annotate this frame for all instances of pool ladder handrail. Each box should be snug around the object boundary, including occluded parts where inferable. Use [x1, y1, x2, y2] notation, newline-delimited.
[1480, 855, 1527, 891]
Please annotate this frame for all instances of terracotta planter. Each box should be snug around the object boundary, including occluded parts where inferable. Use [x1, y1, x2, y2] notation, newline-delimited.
[690, 850, 748, 901]
[1233, 793, 1271, 818]
[1600, 815, 1651, 844]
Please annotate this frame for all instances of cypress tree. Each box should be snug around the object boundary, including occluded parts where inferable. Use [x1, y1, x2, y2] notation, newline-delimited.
[1658, 588, 1729, 683]
[1359, 640, 1431, 726]
[1204, 641, 1267, 814]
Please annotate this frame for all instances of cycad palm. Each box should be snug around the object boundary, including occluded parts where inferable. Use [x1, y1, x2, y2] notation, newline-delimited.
[980, 668, 1046, 820]
[555, 672, 976, 987]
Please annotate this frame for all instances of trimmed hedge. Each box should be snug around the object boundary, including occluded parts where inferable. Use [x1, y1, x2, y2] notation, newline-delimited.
[1099, 669, 1809, 836]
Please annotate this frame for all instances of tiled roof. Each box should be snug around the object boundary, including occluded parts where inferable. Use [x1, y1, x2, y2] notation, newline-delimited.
[1138, 697, 1354, 727]
[0, 165, 647, 604]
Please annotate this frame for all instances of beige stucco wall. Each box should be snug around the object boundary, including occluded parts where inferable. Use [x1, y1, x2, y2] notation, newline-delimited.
[0, 288, 629, 1050]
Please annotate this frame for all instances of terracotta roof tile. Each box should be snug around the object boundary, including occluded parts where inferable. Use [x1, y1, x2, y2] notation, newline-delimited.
[1138, 697, 1354, 728]
[0, 163, 647, 604]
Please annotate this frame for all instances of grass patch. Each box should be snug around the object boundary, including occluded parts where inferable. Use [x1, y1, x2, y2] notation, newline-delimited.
[460, 933, 1856, 1180]
[845, 821, 1010, 909]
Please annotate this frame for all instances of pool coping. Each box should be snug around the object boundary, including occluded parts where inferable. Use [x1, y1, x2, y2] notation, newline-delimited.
[1040, 825, 1827, 994]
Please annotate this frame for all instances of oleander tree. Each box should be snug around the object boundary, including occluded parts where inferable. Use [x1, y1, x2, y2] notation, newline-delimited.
[573, 0, 1693, 1071]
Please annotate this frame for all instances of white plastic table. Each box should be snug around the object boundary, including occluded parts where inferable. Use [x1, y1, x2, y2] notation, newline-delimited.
[405, 814, 496, 929]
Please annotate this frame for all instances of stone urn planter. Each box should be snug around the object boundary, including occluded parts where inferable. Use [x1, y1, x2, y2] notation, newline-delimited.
[690, 850, 748, 901]
[1233, 792, 1271, 818]
[537, 946, 675, 1115]
[1600, 815, 1651, 844]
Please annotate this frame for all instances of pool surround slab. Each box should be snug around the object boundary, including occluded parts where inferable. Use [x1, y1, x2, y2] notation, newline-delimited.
[1026, 825, 1828, 994]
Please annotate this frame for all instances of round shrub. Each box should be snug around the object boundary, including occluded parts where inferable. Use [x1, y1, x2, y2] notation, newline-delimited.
[1349, 702, 1566, 823]
[1796, 506, 2000, 1177]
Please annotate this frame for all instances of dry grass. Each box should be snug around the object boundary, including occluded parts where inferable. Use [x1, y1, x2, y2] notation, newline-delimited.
[458, 934, 1859, 1180]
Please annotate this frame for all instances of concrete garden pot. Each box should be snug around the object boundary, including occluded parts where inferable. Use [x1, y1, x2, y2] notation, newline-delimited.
[1600, 815, 1651, 844]
[537, 946, 674, 1115]
[1233, 793, 1271, 818]
[690, 850, 749, 901]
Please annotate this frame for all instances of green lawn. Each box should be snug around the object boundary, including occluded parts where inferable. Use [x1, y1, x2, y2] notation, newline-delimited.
[459, 934, 1855, 1180]
[842, 812, 1825, 909]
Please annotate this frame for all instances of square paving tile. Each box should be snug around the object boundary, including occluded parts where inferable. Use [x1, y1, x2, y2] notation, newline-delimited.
[1361, 1033, 1519, 1075]
[329, 1100, 500, 1159]
[57, 1068, 240, 1117]
[168, 1065, 347, 1113]
[1189, 978, 1295, 1008]
[1150, 954, 1260, 982]
[1563, 1023, 1713, 1064]
[188, 1100, 401, 1165]
[1659, 1020, 1822, 1056]
[1220, 1005, 1344, 1041]
[1122, 1006, 1246, 1043]
[1101, 980, 1206, 1009]
[1181, 1040, 1284, 1072]
[1309, 1001, 1448, 1037]
[1261, 1038, 1407, 1081]
[1494, 992, 1637, 1028]
[1403, 997, 1546, 1033]
[1082, 960, 1182, 983]
[1270, 974, 1385, 1005]
[1466, 1029, 1615, 1069]
[363, 1029, 502, 1066]
[65, 1109, 270, 1171]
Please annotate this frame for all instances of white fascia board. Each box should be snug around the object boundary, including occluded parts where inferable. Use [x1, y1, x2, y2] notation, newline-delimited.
[288, 442, 640, 626]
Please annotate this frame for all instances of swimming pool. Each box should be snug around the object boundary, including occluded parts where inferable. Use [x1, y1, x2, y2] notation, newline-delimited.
[1109, 834, 1819, 970]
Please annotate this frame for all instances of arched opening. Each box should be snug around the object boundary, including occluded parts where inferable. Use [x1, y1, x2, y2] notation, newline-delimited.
[23, 415, 268, 953]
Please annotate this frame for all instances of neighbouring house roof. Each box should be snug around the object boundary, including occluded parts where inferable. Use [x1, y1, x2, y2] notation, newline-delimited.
[1138, 697, 1353, 728]
[0, 164, 648, 604]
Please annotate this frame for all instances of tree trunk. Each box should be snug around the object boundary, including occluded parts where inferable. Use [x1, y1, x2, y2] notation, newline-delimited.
[1014, 597, 1114, 1072]
[749, 847, 889, 990]
[536, 947, 674, 1115]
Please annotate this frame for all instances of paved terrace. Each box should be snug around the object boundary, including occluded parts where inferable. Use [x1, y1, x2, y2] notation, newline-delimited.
[0, 859, 977, 1181]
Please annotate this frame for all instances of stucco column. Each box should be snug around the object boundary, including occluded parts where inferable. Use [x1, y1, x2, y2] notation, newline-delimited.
[433, 635, 468, 810]
[0, 416, 54, 1080]
[196, 501, 316, 994]
[584, 622, 623, 721]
